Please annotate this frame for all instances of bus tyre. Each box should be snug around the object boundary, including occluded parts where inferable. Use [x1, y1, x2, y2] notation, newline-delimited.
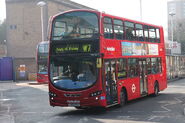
[119, 89, 126, 107]
[153, 83, 159, 97]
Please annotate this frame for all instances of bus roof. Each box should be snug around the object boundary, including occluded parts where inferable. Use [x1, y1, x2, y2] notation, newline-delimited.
[52, 9, 162, 29]
[101, 12, 162, 28]
[38, 41, 49, 45]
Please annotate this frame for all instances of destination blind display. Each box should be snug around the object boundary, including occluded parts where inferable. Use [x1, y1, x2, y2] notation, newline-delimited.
[53, 43, 96, 54]
[38, 55, 47, 59]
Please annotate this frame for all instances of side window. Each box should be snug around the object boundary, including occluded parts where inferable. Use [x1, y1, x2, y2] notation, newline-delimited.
[104, 17, 113, 39]
[113, 19, 124, 40]
[135, 24, 144, 41]
[125, 21, 135, 41]
[156, 28, 160, 43]
[151, 58, 159, 74]
[149, 26, 156, 42]
[128, 58, 138, 77]
[146, 58, 151, 74]
[144, 25, 149, 41]
[117, 59, 127, 79]
[158, 58, 162, 73]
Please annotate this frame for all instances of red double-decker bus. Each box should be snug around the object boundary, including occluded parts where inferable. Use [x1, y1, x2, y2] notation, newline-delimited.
[36, 41, 49, 83]
[48, 10, 167, 109]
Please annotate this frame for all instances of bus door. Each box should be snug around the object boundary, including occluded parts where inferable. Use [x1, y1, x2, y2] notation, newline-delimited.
[138, 59, 148, 95]
[104, 60, 118, 105]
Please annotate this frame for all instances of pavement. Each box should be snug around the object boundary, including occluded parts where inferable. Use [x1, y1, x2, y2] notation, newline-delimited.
[0, 79, 185, 123]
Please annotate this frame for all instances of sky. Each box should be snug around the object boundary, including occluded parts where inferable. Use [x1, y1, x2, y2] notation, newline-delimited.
[0, 0, 6, 23]
[0, 0, 168, 34]
[71, 0, 168, 35]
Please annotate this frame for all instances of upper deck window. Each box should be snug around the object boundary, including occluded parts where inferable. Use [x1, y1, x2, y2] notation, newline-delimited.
[124, 21, 135, 41]
[52, 11, 99, 40]
[156, 28, 160, 42]
[148, 26, 156, 42]
[113, 19, 124, 40]
[104, 17, 114, 39]
[135, 24, 144, 41]
[144, 25, 149, 41]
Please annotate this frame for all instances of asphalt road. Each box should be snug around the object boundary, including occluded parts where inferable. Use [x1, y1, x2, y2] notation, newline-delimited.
[0, 79, 185, 123]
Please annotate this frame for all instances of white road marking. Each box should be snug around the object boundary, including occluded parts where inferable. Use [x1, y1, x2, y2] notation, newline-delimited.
[0, 99, 13, 101]
[78, 117, 89, 123]
[147, 115, 167, 121]
[152, 111, 168, 113]
[161, 104, 171, 112]
[128, 111, 145, 113]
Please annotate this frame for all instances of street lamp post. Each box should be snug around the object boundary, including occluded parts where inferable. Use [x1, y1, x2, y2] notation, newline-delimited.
[140, 0, 143, 21]
[169, 11, 175, 48]
[37, 1, 46, 42]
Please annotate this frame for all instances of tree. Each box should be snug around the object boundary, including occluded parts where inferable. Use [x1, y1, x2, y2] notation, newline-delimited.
[0, 20, 6, 44]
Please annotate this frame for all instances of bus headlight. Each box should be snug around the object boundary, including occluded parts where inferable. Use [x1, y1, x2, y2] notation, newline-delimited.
[90, 90, 102, 97]
[49, 92, 57, 97]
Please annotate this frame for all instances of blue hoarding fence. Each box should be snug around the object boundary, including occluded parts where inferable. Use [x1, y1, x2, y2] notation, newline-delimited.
[0, 57, 13, 81]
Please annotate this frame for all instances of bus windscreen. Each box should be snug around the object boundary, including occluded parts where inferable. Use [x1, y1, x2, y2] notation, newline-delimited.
[50, 57, 98, 90]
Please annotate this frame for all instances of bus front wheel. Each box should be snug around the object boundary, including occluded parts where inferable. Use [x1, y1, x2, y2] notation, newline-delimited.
[152, 83, 159, 97]
[119, 89, 126, 107]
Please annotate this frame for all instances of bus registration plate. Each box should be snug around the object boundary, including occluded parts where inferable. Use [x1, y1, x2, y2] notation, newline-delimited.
[67, 100, 80, 107]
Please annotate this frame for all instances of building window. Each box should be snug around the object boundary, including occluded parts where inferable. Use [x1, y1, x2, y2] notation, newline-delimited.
[10, 25, 17, 30]
[10, 25, 13, 29]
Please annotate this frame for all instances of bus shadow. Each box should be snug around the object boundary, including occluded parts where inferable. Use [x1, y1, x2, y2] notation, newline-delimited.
[58, 107, 107, 116]
[57, 92, 185, 115]
[54, 93, 185, 123]
[57, 95, 157, 116]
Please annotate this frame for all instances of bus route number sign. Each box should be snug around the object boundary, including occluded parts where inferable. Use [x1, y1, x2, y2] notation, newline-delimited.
[55, 43, 92, 54]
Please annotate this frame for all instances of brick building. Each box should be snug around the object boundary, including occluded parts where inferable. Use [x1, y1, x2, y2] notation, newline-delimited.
[6, 0, 93, 80]
[0, 43, 7, 57]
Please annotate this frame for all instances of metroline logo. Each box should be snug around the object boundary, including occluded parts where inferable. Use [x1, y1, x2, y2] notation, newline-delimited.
[106, 47, 115, 51]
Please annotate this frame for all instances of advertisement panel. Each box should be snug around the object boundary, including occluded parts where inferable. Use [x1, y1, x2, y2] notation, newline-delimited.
[122, 42, 158, 56]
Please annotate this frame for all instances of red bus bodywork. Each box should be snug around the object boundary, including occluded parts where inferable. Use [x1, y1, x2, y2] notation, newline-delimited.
[36, 41, 49, 84]
[37, 73, 49, 83]
[48, 10, 167, 108]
